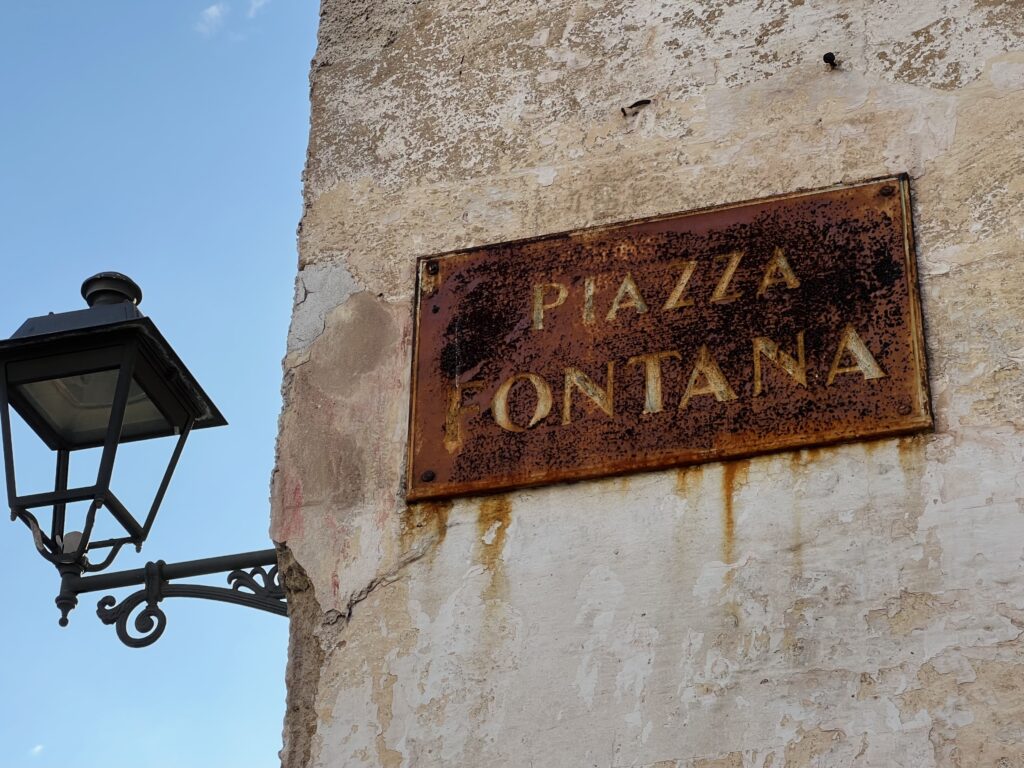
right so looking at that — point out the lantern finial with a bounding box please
[81,272,143,308]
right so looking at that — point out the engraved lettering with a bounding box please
[532,283,568,330]
[627,350,682,414]
[583,276,596,326]
[662,260,697,310]
[679,346,737,410]
[827,324,887,385]
[757,247,801,297]
[444,381,483,454]
[606,274,649,321]
[563,363,615,424]
[493,373,553,432]
[752,332,806,396]
[711,251,744,304]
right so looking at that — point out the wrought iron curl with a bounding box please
[96,560,168,648]
[92,557,285,648]
[97,593,168,648]
[228,565,284,601]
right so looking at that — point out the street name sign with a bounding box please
[406,176,931,501]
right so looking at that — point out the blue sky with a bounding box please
[0,3,318,766]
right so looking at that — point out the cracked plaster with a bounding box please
[272,1,1024,766]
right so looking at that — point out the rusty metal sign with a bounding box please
[406,175,931,501]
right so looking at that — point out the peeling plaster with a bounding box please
[287,259,362,352]
[274,1,1024,765]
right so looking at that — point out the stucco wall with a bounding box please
[272,2,1024,765]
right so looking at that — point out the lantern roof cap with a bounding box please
[0,275,226,440]
[10,272,146,340]
[81,272,142,308]
[10,302,144,340]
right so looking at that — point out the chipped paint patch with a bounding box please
[287,259,361,352]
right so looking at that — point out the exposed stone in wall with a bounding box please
[276,546,324,768]
[273,1,1024,765]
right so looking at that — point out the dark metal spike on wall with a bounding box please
[621,99,652,118]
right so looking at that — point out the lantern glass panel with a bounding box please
[14,368,171,448]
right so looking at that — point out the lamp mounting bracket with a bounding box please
[57,548,285,648]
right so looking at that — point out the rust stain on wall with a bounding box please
[402,500,454,549]
[674,467,692,498]
[783,450,807,574]
[791,499,804,576]
[721,459,749,628]
[721,459,749,565]
[477,496,512,602]
[798,446,827,465]
[895,435,927,533]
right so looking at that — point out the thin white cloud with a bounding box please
[30,745,44,758]
[196,3,229,36]
[247,0,271,18]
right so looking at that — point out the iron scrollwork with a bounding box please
[96,560,168,647]
[93,556,286,648]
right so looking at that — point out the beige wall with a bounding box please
[272,2,1024,765]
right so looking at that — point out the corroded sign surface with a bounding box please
[406,176,931,501]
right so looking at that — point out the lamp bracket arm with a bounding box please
[63,548,284,648]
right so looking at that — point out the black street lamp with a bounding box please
[0,273,285,647]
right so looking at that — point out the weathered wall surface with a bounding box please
[272,2,1024,765]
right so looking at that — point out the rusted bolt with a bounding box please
[880,185,896,197]
[426,262,439,275]
[898,403,912,415]
[421,470,436,482]
[823,52,838,69]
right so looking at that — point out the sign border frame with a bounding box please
[405,173,932,501]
